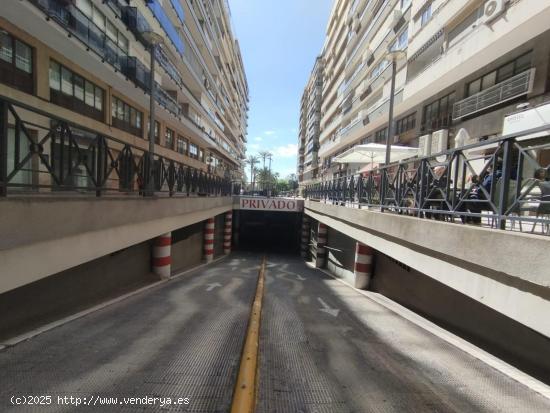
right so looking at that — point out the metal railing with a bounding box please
[453,69,535,120]
[305,126,550,236]
[0,97,232,198]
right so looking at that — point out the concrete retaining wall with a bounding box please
[372,253,550,382]
[326,227,355,286]
[305,200,550,339]
[171,223,203,274]
[0,241,155,340]
[0,197,232,294]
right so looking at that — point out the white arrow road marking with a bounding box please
[280,269,306,281]
[317,297,340,317]
[206,283,222,291]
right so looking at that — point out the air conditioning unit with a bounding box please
[483,0,506,24]
[431,129,449,162]
[418,134,432,157]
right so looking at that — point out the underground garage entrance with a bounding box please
[234,197,303,253]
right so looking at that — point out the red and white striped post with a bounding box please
[300,215,310,259]
[354,242,374,289]
[223,211,233,254]
[204,218,215,263]
[315,222,328,268]
[152,232,171,279]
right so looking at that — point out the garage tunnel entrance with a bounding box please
[233,197,303,254]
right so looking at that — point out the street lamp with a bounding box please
[383,48,407,166]
[142,31,164,196]
[382,48,406,206]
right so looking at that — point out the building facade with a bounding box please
[298,56,323,184]
[298,0,550,185]
[0,0,248,193]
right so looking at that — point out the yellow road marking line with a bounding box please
[230,256,266,413]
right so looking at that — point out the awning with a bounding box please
[333,143,418,165]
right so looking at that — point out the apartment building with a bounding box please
[300,0,550,184]
[297,56,323,184]
[0,0,248,192]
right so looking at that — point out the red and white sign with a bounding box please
[239,197,303,212]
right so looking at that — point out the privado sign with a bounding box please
[239,197,303,212]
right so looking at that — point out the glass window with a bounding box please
[481,71,496,90]
[420,3,432,26]
[74,75,84,100]
[468,78,481,96]
[106,20,117,43]
[61,66,72,95]
[76,0,92,17]
[136,111,142,128]
[497,62,514,83]
[118,34,129,53]
[92,6,105,30]
[0,31,13,63]
[124,103,130,123]
[85,80,94,106]
[401,0,412,10]
[111,99,117,118]
[94,87,103,110]
[116,98,123,120]
[130,108,136,127]
[49,60,61,91]
[515,52,532,74]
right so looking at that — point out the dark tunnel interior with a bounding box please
[235,210,301,254]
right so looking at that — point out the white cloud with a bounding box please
[254,136,263,142]
[272,144,298,158]
[264,130,276,136]
[248,143,261,151]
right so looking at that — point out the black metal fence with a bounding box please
[0,97,233,197]
[305,127,550,235]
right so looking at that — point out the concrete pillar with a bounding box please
[315,222,328,268]
[152,232,171,279]
[223,211,233,254]
[354,242,374,289]
[300,215,310,259]
[204,218,215,263]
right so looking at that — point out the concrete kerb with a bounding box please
[308,262,550,401]
[0,255,229,350]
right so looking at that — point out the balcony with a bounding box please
[121,57,180,116]
[31,0,127,71]
[453,69,535,120]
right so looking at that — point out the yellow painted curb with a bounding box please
[230,256,266,413]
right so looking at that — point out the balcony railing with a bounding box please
[305,123,550,236]
[31,0,128,71]
[453,69,535,120]
[0,97,232,197]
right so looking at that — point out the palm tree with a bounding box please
[245,155,259,192]
[259,151,271,170]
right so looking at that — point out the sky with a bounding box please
[228,0,334,180]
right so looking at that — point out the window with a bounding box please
[189,143,199,159]
[0,31,33,93]
[112,96,143,137]
[401,0,412,10]
[165,127,174,149]
[466,51,533,97]
[395,112,416,135]
[176,136,188,155]
[49,60,104,120]
[15,40,32,73]
[420,3,432,27]
[421,92,455,132]
[374,128,388,143]
[390,26,408,52]
[49,60,61,91]
[199,148,205,162]
[369,59,389,80]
